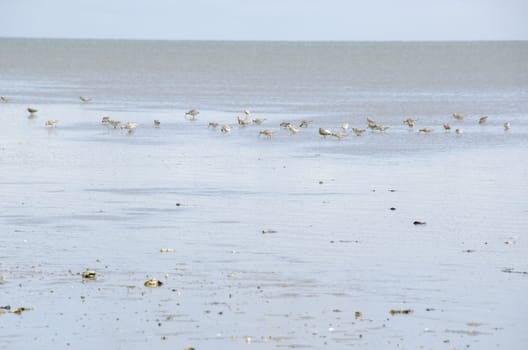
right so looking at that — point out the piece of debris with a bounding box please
[502,268,528,275]
[160,248,175,253]
[144,278,163,288]
[82,270,97,280]
[390,309,413,315]
[11,307,32,315]
[261,229,277,234]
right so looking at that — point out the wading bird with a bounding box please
[452,113,465,121]
[352,128,365,136]
[221,124,231,133]
[319,128,332,138]
[259,129,276,138]
[45,119,58,127]
[185,109,200,120]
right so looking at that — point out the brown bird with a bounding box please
[479,116,488,125]
[27,107,38,114]
[185,109,199,120]
[299,120,312,128]
[154,120,161,127]
[403,118,416,128]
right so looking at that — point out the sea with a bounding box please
[0,38,527,350]
[1,39,527,116]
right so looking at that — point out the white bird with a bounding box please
[443,123,451,131]
[331,131,348,139]
[419,127,433,133]
[154,120,160,127]
[1,96,9,103]
[208,122,219,129]
[244,110,251,116]
[504,122,510,131]
[45,119,58,127]
[341,122,349,130]
[286,124,299,134]
[221,124,231,133]
[252,118,266,125]
[456,128,463,135]
[108,119,121,128]
[101,116,111,124]
[259,129,276,138]
[280,121,292,128]
[452,113,465,121]
[121,122,138,133]
[319,128,332,138]
[80,96,92,103]
[373,124,389,132]
[352,128,365,136]
[237,116,250,126]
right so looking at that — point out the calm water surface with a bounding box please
[0,39,527,350]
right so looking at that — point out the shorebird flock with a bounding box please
[0,96,513,138]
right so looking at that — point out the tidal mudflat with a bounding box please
[1,102,527,349]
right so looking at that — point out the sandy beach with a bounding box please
[1,99,527,349]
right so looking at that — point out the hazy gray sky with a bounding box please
[1,0,527,40]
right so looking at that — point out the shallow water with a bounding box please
[1,39,528,349]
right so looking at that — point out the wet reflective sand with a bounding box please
[1,104,527,349]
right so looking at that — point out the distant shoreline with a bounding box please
[1,36,527,44]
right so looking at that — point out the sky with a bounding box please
[0,0,527,41]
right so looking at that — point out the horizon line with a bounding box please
[1,35,527,43]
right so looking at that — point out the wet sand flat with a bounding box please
[1,103,527,349]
